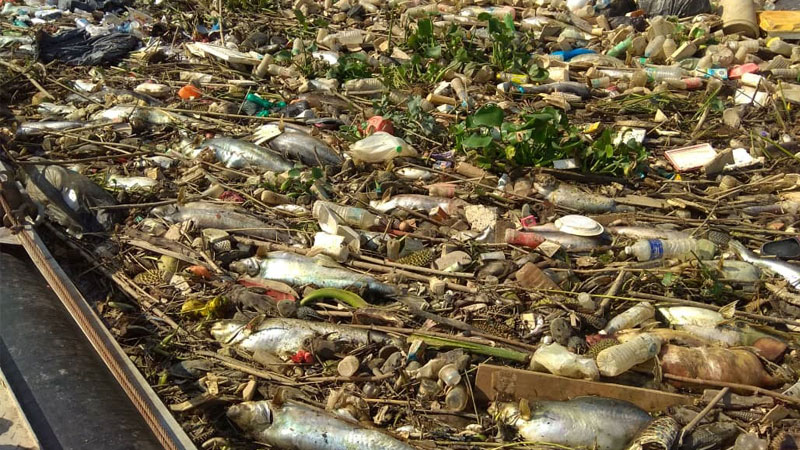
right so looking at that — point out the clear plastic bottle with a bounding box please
[531,343,600,380]
[602,302,655,335]
[459,5,515,18]
[596,333,661,377]
[405,3,439,17]
[644,35,666,59]
[662,38,677,59]
[313,201,381,230]
[728,39,760,53]
[645,66,684,82]
[349,132,417,163]
[625,238,716,261]
[343,77,384,93]
[321,29,365,47]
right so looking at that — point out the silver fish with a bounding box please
[230,251,398,296]
[534,174,626,214]
[228,400,415,450]
[22,164,119,234]
[92,106,200,126]
[211,317,402,357]
[491,397,652,450]
[261,124,344,167]
[608,226,691,241]
[730,240,800,289]
[199,138,293,172]
[395,167,437,181]
[371,194,467,215]
[16,121,87,137]
[150,202,293,242]
[658,306,724,327]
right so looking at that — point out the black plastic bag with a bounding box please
[38,29,140,66]
[638,0,712,17]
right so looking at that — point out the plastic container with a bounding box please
[645,66,684,82]
[603,302,655,335]
[349,132,417,163]
[444,384,469,411]
[596,333,661,377]
[721,0,759,38]
[625,238,716,261]
[531,343,600,380]
[504,229,546,249]
[729,63,759,79]
[313,201,381,230]
[438,364,461,386]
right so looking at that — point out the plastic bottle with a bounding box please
[531,343,600,380]
[630,69,648,88]
[662,38,677,60]
[602,302,655,335]
[590,77,611,88]
[313,201,381,230]
[625,238,716,261]
[343,77,384,93]
[607,36,633,58]
[771,68,800,79]
[321,30,365,47]
[596,333,661,377]
[645,66,684,82]
[349,132,417,163]
[644,35,666,59]
[727,39,760,53]
[405,3,439,17]
[504,229,545,249]
[767,37,793,57]
[734,434,768,450]
[459,5,515,19]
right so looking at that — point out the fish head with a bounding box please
[533,173,557,195]
[227,401,273,432]
[210,321,246,345]
[150,204,178,220]
[230,257,261,276]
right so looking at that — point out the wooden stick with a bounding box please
[664,374,800,406]
[678,387,729,446]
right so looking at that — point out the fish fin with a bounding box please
[718,301,737,320]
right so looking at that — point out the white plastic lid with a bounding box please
[554,215,604,236]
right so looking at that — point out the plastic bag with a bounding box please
[638,0,712,18]
[39,29,140,66]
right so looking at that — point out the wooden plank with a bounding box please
[475,364,692,412]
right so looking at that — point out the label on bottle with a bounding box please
[648,239,663,259]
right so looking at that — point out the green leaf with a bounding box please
[661,272,675,287]
[477,12,492,21]
[468,104,504,128]
[425,45,442,59]
[311,167,323,179]
[504,144,516,160]
[417,18,433,39]
[288,168,301,178]
[504,13,515,32]
[463,133,493,148]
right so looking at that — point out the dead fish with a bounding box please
[15,121,87,137]
[658,306,725,327]
[230,251,398,297]
[150,202,293,242]
[371,194,468,215]
[22,164,119,234]
[395,167,437,181]
[491,397,652,450]
[194,137,293,172]
[608,226,691,241]
[211,317,402,357]
[92,106,201,126]
[626,416,680,450]
[227,400,415,450]
[257,123,344,167]
[660,345,782,389]
[534,174,629,214]
[105,175,158,192]
[730,240,800,289]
